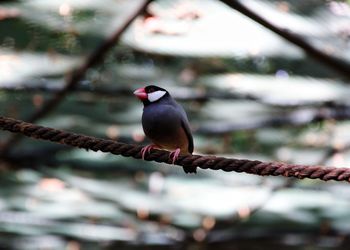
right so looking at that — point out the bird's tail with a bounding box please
[183,166,197,174]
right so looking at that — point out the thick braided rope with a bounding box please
[1,116,350,182]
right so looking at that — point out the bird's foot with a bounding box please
[141,144,157,160]
[169,148,181,164]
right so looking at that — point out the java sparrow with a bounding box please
[134,85,196,173]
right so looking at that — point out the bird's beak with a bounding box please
[133,87,147,100]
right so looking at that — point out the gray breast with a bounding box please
[142,104,182,142]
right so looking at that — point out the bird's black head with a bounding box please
[134,85,170,105]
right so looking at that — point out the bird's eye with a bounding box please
[147,87,155,93]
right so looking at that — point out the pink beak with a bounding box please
[133,87,147,100]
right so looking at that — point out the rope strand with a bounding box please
[1,116,350,182]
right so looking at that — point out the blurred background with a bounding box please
[0,0,350,249]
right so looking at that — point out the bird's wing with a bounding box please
[180,117,197,173]
[174,102,194,154]
[181,119,194,154]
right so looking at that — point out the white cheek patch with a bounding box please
[148,90,166,102]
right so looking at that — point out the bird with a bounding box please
[133,85,196,173]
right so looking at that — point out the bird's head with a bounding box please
[133,85,169,104]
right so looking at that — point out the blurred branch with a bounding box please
[318,143,350,166]
[27,0,152,122]
[0,211,136,242]
[0,81,257,103]
[197,105,350,134]
[2,145,70,169]
[0,81,339,107]
[0,0,153,153]
[226,178,295,226]
[1,116,350,182]
[219,0,350,79]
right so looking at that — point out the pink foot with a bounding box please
[169,148,181,164]
[141,144,156,160]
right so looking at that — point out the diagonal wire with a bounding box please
[0,0,153,154]
[219,0,350,79]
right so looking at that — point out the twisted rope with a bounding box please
[1,116,350,182]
